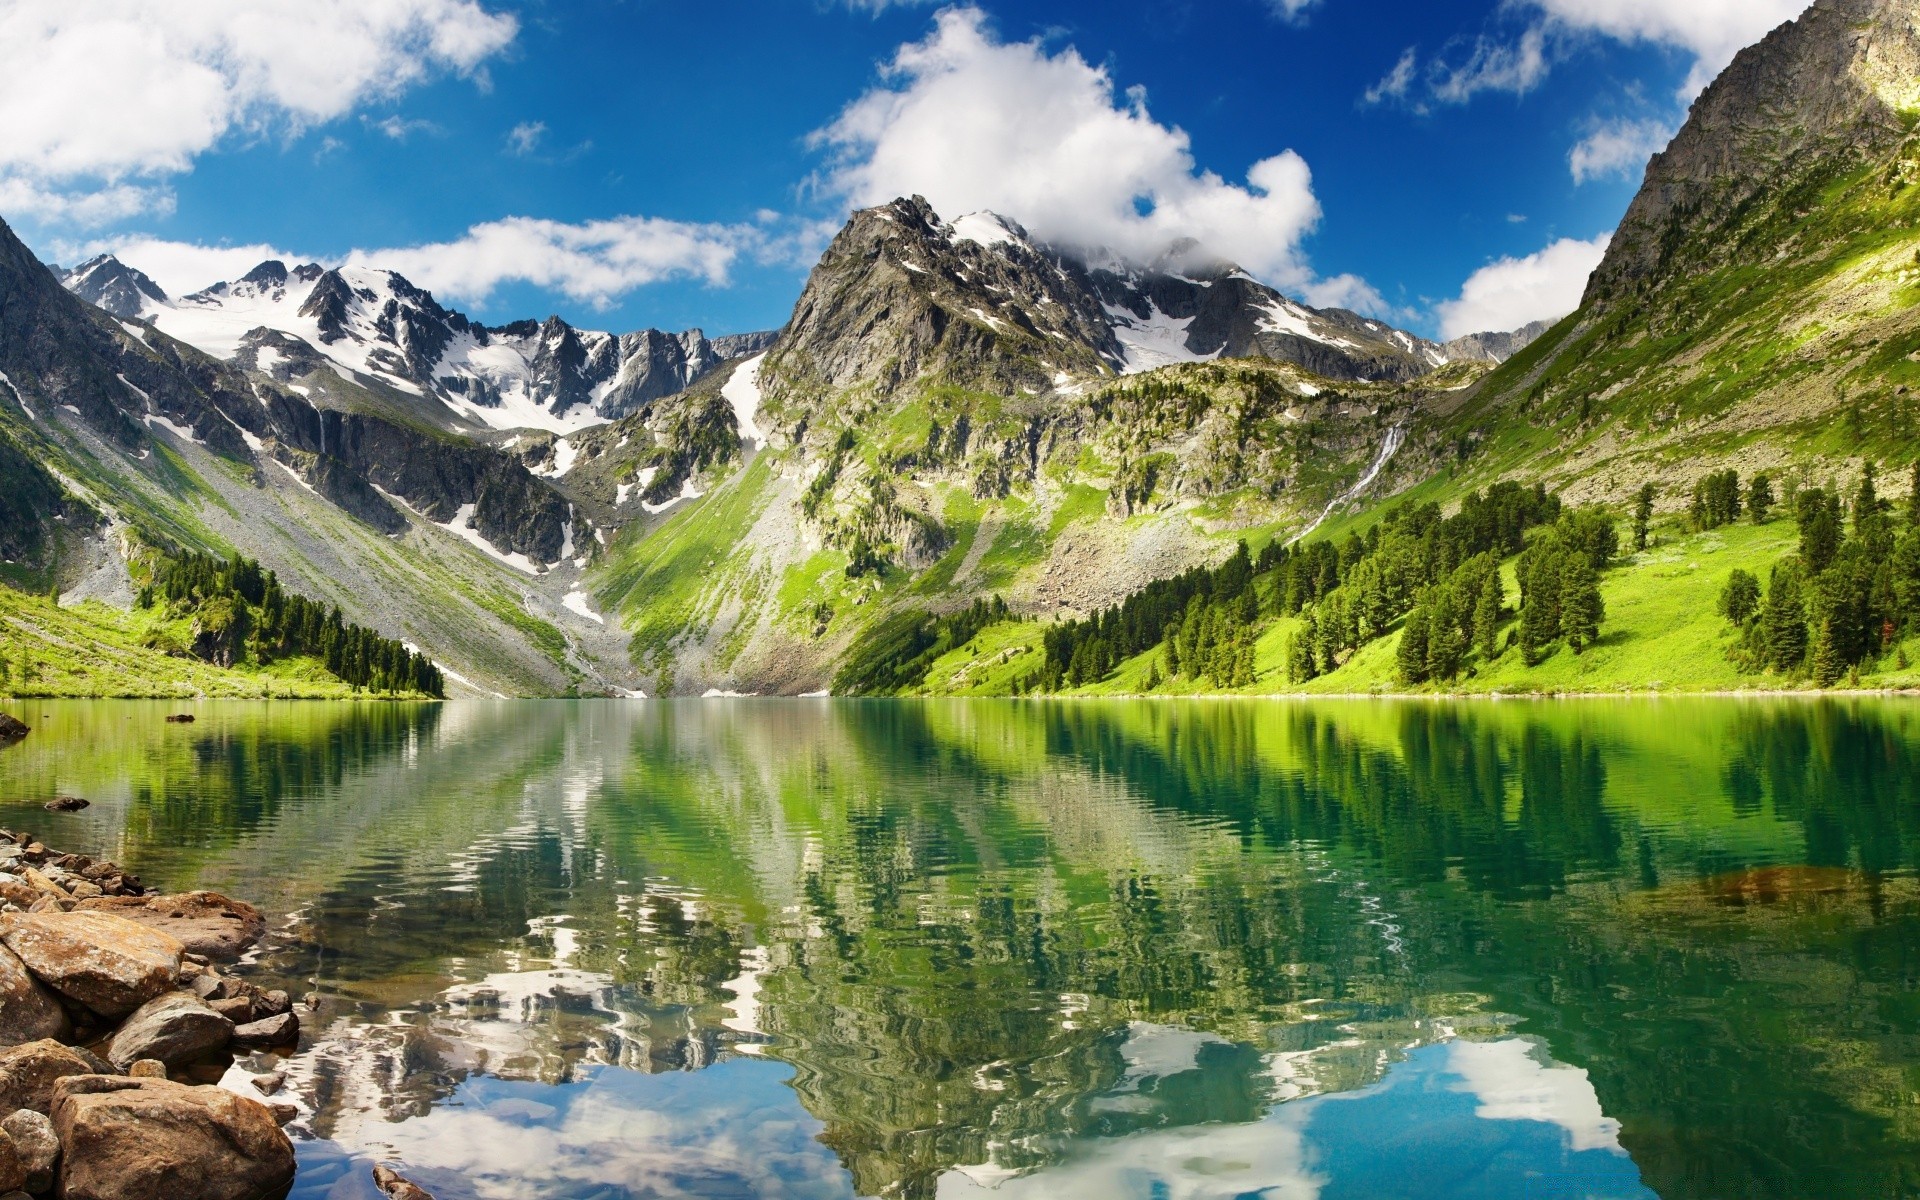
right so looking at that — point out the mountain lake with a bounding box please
[0,697,1914,1200]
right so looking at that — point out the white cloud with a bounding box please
[506,121,547,156]
[1265,0,1321,24]
[365,115,444,142]
[1529,0,1806,96]
[345,215,760,308]
[814,6,1344,296]
[843,0,937,12]
[58,235,308,297]
[71,208,828,311]
[1430,25,1553,104]
[1362,48,1418,107]
[1435,232,1611,339]
[0,0,517,224]
[1568,117,1673,184]
[1372,0,1804,111]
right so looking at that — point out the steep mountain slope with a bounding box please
[1446,0,1920,510]
[587,197,1493,694]
[4,217,638,696]
[61,256,777,435]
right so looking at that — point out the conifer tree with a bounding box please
[1473,571,1502,659]
[1397,603,1431,685]
[1632,484,1656,551]
[1719,569,1761,626]
[1812,618,1843,687]
[1560,558,1604,653]
[1761,563,1809,674]
[1748,474,1774,524]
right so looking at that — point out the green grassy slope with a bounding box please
[0,588,371,699]
[920,515,1920,697]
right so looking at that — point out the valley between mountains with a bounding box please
[7,0,1920,700]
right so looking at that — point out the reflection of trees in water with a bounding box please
[34,699,1920,1199]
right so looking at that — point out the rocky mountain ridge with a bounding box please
[62,254,778,436]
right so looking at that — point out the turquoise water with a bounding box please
[0,697,1916,1199]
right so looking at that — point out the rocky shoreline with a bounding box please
[0,827,431,1200]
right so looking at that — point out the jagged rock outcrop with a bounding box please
[60,256,167,319]
[1440,320,1554,364]
[1585,0,1920,310]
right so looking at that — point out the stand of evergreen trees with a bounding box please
[141,552,444,697]
[832,596,1013,695]
[1724,461,1920,685]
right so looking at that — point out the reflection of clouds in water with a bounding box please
[1444,1038,1624,1153]
[342,1062,855,1200]
[937,1115,1323,1200]
[937,1038,1638,1200]
[1114,1022,1230,1090]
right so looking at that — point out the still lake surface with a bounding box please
[0,697,1915,1199]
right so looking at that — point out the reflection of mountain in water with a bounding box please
[6,699,1920,1198]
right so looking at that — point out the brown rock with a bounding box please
[51,1075,295,1200]
[0,716,26,745]
[255,990,291,1018]
[0,886,30,913]
[39,797,86,813]
[73,893,265,962]
[230,1013,296,1049]
[17,871,64,900]
[107,993,233,1070]
[66,880,101,900]
[127,1060,166,1080]
[0,946,67,1047]
[266,1103,297,1126]
[374,1164,436,1200]
[209,997,252,1024]
[2,1108,58,1193]
[250,1072,282,1095]
[163,714,196,724]
[0,912,181,1018]
[0,1041,101,1116]
[0,1129,23,1195]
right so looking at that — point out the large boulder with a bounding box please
[75,893,265,961]
[0,1041,102,1116]
[0,912,181,1018]
[51,1075,295,1200]
[107,993,233,1071]
[0,946,67,1047]
[0,715,26,745]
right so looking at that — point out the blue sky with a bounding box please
[2,0,1805,340]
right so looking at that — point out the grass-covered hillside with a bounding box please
[0,549,443,700]
[864,459,1920,697]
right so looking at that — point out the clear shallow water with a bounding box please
[0,697,1916,1199]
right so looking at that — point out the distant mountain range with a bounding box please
[4,73,1592,698]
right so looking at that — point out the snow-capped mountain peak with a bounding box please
[63,256,776,436]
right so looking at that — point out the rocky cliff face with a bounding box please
[1586,0,1920,310]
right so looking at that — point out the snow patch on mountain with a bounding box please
[1107,303,1220,374]
[723,353,767,446]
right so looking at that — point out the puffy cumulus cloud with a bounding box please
[1568,117,1673,184]
[0,0,517,223]
[1435,233,1611,340]
[814,7,1344,296]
